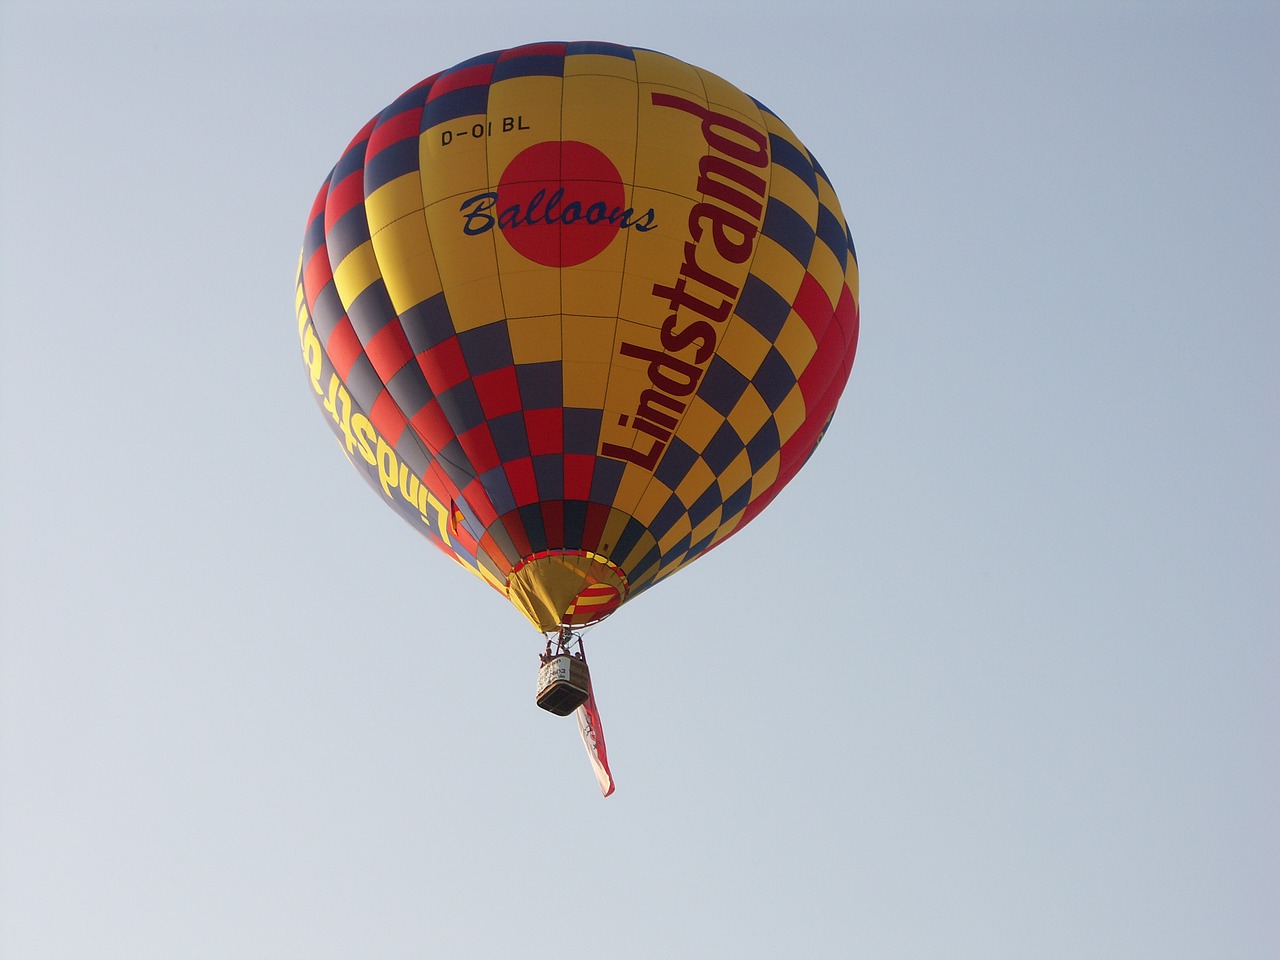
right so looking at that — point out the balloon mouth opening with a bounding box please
[506,550,629,630]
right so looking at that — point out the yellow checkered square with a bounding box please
[507,314,562,364]
[564,53,638,81]
[716,318,774,379]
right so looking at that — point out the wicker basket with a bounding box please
[536,655,591,715]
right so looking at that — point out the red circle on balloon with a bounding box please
[496,141,626,267]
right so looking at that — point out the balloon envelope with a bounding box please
[296,41,859,632]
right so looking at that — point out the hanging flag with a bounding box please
[575,682,615,797]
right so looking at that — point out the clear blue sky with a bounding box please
[1,2,1276,958]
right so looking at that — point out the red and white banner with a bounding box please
[575,682,615,797]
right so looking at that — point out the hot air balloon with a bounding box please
[295,42,859,790]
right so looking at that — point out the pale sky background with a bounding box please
[1,2,1276,958]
